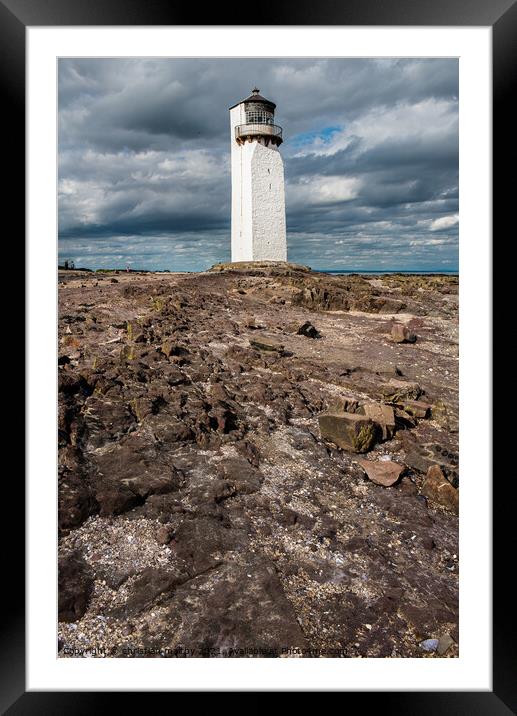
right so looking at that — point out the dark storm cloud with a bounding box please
[58,58,458,271]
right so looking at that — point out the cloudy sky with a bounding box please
[58,58,458,272]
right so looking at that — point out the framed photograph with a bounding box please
[7,0,510,706]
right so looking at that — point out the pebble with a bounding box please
[419,638,439,652]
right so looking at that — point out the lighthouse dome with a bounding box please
[228,87,276,111]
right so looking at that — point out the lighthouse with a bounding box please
[229,88,287,262]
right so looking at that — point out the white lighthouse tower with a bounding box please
[229,88,287,262]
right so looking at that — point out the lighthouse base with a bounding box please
[231,140,287,263]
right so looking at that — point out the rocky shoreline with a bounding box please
[58,263,459,658]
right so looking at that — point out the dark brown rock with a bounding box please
[297,321,321,339]
[161,557,307,654]
[58,455,97,531]
[110,567,188,618]
[217,457,263,494]
[172,516,243,573]
[58,551,94,622]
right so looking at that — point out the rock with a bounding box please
[58,268,459,656]
[357,459,405,487]
[235,440,261,467]
[58,550,94,622]
[419,638,439,652]
[391,323,417,343]
[402,603,456,639]
[431,400,459,433]
[110,567,188,618]
[160,340,189,359]
[119,344,136,362]
[437,633,454,655]
[161,556,307,654]
[217,457,263,494]
[164,365,189,386]
[297,321,320,339]
[361,403,396,440]
[397,476,419,496]
[372,297,406,314]
[131,397,154,422]
[397,399,431,419]
[317,515,340,540]
[402,449,435,474]
[319,412,377,453]
[58,468,97,532]
[249,337,284,353]
[147,415,194,443]
[394,406,417,428]
[328,397,361,414]
[244,317,263,329]
[156,525,175,545]
[381,379,422,402]
[172,516,242,573]
[95,482,143,516]
[422,465,459,514]
[92,436,185,507]
[208,382,231,402]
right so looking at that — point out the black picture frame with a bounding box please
[8,0,511,708]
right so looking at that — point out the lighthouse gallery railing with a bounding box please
[235,123,283,141]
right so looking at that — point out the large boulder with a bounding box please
[319,412,377,453]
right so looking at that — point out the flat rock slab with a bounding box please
[357,459,405,487]
[249,337,284,352]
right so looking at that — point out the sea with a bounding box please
[318,269,459,276]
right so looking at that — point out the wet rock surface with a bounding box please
[58,265,459,658]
